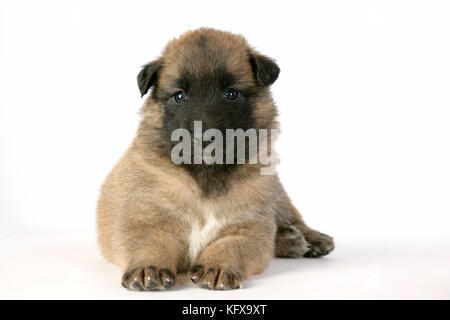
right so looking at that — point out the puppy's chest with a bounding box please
[187,207,229,264]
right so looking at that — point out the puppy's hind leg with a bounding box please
[275,202,335,258]
[275,225,310,258]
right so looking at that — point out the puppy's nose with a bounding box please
[192,135,215,146]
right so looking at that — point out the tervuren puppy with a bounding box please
[97,28,334,291]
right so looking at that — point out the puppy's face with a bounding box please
[138,28,280,160]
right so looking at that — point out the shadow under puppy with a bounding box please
[97,28,335,291]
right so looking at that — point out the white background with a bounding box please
[1,0,449,299]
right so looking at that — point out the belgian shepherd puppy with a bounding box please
[97,28,334,291]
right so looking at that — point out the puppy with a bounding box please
[97,28,334,291]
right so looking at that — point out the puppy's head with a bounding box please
[138,28,279,160]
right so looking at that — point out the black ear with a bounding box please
[249,53,280,86]
[137,59,163,97]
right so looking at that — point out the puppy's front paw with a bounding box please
[121,266,176,291]
[189,264,242,290]
[304,232,335,258]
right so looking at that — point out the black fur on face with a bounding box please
[158,65,263,196]
[167,68,261,190]
[160,67,258,154]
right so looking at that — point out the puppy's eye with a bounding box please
[173,91,186,103]
[224,88,239,101]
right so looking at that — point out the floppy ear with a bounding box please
[137,58,163,97]
[249,53,280,86]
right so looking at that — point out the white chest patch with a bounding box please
[188,210,225,264]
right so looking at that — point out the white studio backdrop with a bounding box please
[1,0,450,248]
